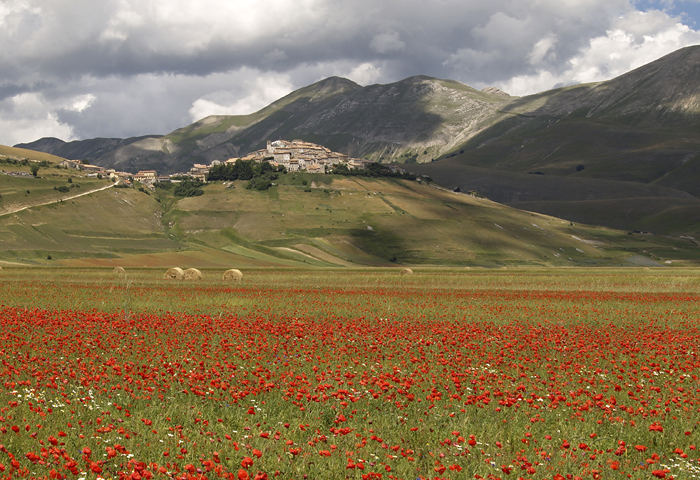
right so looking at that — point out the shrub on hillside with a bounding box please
[246,173,277,191]
[173,178,204,197]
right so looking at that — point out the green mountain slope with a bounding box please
[0,144,70,165]
[415,45,700,235]
[1,170,697,267]
[1,145,116,215]
[427,46,699,185]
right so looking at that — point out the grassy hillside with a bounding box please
[173,176,699,266]
[0,184,177,264]
[416,46,700,234]
[411,162,700,237]
[0,144,69,164]
[0,150,112,216]
[3,172,696,267]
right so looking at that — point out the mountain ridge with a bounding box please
[17,74,513,172]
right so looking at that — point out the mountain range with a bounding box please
[17,46,700,236]
[18,76,512,172]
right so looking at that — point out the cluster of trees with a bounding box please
[53,180,80,193]
[173,178,204,197]
[329,162,416,180]
[156,177,204,197]
[207,160,285,191]
[207,160,285,181]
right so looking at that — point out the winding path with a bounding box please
[0,183,115,218]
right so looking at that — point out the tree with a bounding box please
[236,160,255,180]
[30,164,40,177]
[246,173,276,191]
[173,178,204,197]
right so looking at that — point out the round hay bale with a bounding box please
[113,266,126,275]
[164,267,184,280]
[400,267,413,275]
[222,268,243,281]
[183,267,203,280]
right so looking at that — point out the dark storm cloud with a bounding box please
[2,1,626,84]
[0,81,55,101]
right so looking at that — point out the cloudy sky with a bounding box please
[1,0,699,146]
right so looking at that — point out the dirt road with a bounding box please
[0,183,115,217]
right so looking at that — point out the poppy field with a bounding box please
[0,268,697,480]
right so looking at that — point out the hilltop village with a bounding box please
[42,140,369,187]
[187,139,369,182]
[240,139,368,173]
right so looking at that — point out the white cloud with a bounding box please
[472,12,533,49]
[528,35,558,65]
[346,62,383,85]
[0,93,74,145]
[67,94,96,113]
[100,3,144,43]
[188,71,294,120]
[497,9,700,95]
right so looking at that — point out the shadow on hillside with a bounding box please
[348,227,411,264]
[411,76,700,235]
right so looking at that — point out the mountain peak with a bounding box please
[481,86,510,97]
[308,76,361,92]
[399,75,439,83]
[15,137,66,149]
[280,76,361,103]
[315,76,359,86]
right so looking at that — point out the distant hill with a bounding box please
[0,144,70,164]
[15,135,164,171]
[1,171,697,267]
